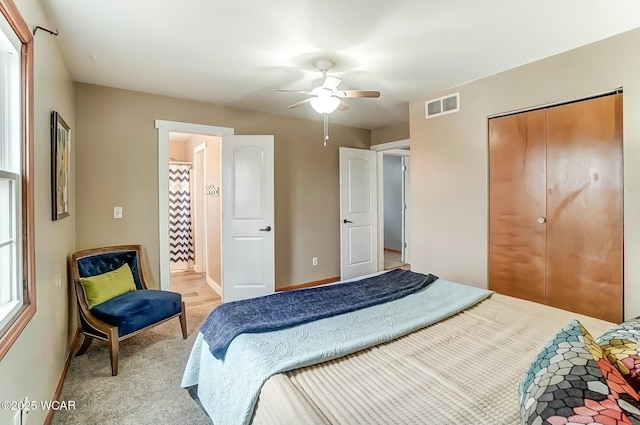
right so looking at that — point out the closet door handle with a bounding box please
[343,219,353,224]
[537,217,546,224]
[259,226,272,232]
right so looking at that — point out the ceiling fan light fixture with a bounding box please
[273,58,380,145]
[309,95,340,114]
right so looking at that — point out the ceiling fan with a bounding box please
[273,59,381,145]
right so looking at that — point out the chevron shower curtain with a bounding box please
[169,164,195,271]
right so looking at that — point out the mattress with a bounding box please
[249,293,614,425]
[183,276,491,425]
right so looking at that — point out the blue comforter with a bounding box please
[182,278,493,425]
[201,269,438,358]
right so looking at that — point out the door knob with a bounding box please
[537,217,546,224]
[343,219,353,224]
[259,225,272,232]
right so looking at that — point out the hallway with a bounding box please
[171,270,221,310]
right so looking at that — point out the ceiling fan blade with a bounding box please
[287,98,311,109]
[338,100,350,111]
[338,90,381,98]
[322,76,342,90]
[273,88,313,95]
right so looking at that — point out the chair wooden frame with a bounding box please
[69,244,187,376]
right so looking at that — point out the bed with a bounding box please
[181,270,617,425]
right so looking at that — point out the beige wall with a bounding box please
[371,121,409,145]
[0,0,75,424]
[409,27,640,319]
[205,137,222,287]
[75,84,370,289]
[184,135,202,163]
[168,139,188,161]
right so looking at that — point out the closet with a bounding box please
[488,93,623,323]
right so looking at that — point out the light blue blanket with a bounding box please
[201,269,438,359]
[181,279,492,425]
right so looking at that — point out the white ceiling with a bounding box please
[40,0,640,130]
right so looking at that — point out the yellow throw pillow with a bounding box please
[79,263,137,309]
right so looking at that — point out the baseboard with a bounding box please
[384,248,402,253]
[278,276,341,292]
[206,276,222,296]
[44,327,82,425]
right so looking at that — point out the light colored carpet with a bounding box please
[52,305,215,425]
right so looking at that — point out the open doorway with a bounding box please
[381,150,410,270]
[168,132,221,310]
[371,140,411,272]
[382,153,407,269]
[338,140,411,280]
[158,120,276,304]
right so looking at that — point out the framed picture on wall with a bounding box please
[51,111,70,220]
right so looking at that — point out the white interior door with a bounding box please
[340,147,378,280]
[221,135,275,302]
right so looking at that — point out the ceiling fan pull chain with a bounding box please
[323,113,329,146]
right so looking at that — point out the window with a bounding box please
[0,0,35,361]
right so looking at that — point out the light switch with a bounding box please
[114,207,123,219]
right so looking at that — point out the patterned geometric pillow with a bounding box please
[597,317,640,392]
[519,320,640,425]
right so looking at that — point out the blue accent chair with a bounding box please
[69,244,187,376]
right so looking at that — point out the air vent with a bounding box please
[425,92,460,119]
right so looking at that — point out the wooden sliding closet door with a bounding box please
[488,110,547,303]
[545,94,623,323]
